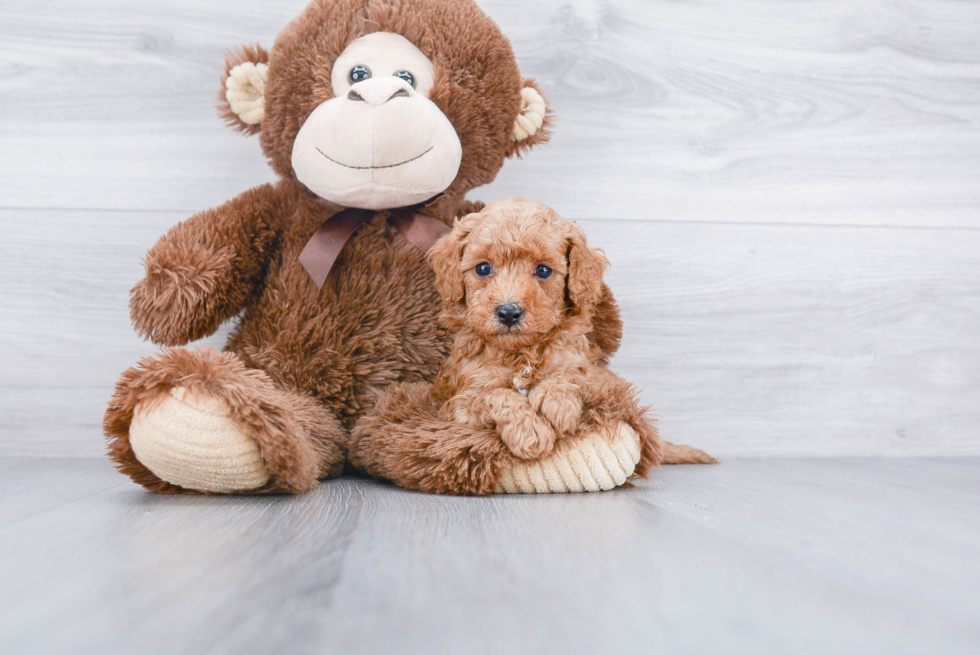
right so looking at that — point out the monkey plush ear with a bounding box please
[218,44,270,136]
[566,222,608,312]
[507,79,554,158]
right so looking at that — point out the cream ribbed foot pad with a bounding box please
[495,422,641,493]
[129,387,270,493]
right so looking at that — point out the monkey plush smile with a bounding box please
[315,145,433,170]
[291,32,463,210]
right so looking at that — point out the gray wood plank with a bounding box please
[0,457,977,654]
[0,458,127,526]
[598,219,980,457]
[3,209,978,457]
[1,0,979,226]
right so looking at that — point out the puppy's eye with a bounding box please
[535,264,553,280]
[394,71,415,87]
[475,262,493,277]
[350,66,371,83]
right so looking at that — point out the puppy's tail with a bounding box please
[660,441,718,465]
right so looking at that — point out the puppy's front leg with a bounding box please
[475,388,556,460]
[528,376,584,437]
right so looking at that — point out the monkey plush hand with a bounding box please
[104,0,631,495]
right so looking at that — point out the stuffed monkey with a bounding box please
[104,0,708,495]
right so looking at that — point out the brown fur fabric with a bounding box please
[349,382,515,495]
[105,0,627,494]
[350,199,662,493]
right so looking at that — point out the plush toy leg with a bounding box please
[351,378,665,495]
[495,421,641,493]
[495,372,664,494]
[493,369,665,493]
[104,347,345,494]
[129,385,271,492]
[349,382,515,495]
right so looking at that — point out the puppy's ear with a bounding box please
[566,222,608,312]
[218,44,270,136]
[428,213,480,305]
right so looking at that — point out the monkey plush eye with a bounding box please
[535,264,553,280]
[349,66,371,83]
[475,262,493,277]
[394,71,415,87]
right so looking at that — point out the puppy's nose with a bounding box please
[495,303,523,327]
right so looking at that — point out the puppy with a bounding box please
[428,197,627,460]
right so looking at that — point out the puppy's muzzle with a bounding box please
[495,303,523,328]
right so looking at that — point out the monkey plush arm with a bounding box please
[130,182,293,346]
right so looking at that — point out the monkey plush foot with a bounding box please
[353,381,665,495]
[130,387,270,493]
[105,347,345,494]
[495,421,641,493]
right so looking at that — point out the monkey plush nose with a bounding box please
[347,77,414,107]
[495,303,523,327]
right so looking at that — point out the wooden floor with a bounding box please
[0,457,977,655]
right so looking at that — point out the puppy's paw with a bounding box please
[499,415,556,460]
[529,383,583,437]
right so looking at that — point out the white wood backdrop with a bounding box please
[1,0,978,457]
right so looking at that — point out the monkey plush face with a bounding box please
[218,0,553,212]
[291,32,463,210]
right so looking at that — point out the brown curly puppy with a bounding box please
[429,197,656,461]
[350,199,714,495]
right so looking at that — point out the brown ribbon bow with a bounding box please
[299,207,452,289]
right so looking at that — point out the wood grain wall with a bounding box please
[1,0,978,457]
